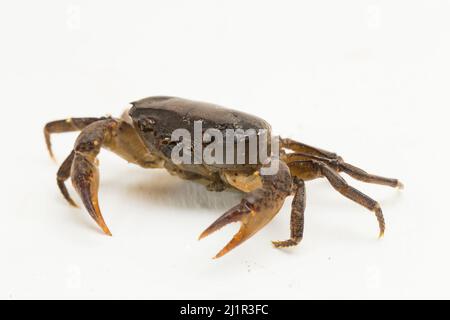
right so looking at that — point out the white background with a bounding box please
[1,0,449,299]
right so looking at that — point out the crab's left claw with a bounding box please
[199,161,293,259]
[199,199,284,259]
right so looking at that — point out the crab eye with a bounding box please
[138,118,155,132]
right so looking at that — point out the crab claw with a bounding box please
[199,200,256,259]
[200,161,293,259]
[200,199,283,259]
[71,152,112,236]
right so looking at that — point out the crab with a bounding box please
[44,96,402,258]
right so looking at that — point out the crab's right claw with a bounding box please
[71,152,112,236]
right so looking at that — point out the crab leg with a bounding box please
[199,160,293,259]
[272,177,306,248]
[338,162,403,189]
[289,160,386,237]
[283,152,403,189]
[281,136,403,189]
[44,117,103,160]
[57,150,78,207]
[281,137,338,159]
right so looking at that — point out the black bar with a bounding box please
[0,300,443,318]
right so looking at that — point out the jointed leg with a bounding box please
[288,160,385,237]
[273,177,306,248]
[283,151,403,189]
[57,150,77,207]
[44,117,104,159]
[338,162,403,189]
[281,137,338,159]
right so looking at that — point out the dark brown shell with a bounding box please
[129,96,272,173]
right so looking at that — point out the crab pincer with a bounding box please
[199,161,293,259]
[71,151,112,236]
[52,118,118,236]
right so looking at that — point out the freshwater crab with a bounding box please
[44,96,403,258]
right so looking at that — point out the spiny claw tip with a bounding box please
[103,228,113,237]
[64,195,78,208]
[93,212,112,236]
[198,231,208,241]
[69,201,79,208]
[212,249,227,260]
[199,227,214,240]
[397,181,404,190]
[198,207,244,241]
[98,221,112,236]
